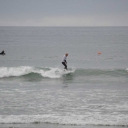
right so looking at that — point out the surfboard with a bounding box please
[63,69,68,71]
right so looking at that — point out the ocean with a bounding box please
[0,26,128,127]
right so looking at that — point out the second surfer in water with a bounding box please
[62,53,68,70]
[0,50,5,55]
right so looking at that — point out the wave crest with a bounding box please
[0,66,75,78]
[0,66,127,80]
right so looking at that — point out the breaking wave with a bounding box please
[0,66,75,79]
[0,66,128,79]
[0,115,128,126]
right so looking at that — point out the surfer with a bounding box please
[62,53,68,70]
[0,50,5,55]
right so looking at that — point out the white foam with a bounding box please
[35,68,63,78]
[0,66,75,79]
[0,114,128,126]
[0,66,33,78]
[34,68,75,78]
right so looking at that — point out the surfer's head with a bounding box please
[65,53,68,57]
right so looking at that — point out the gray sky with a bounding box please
[0,0,128,26]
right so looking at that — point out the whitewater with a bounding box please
[0,66,75,78]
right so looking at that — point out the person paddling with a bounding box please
[62,53,68,70]
[0,50,5,55]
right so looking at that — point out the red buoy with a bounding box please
[98,52,101,55]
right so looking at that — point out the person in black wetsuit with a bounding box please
[0,50,5,55]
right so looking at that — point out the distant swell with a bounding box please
[75,68,128,76]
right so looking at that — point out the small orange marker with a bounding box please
[98,52,101,55]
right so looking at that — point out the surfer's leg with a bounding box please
[62,62,67,69]
[65,64,67,69]
[65,65,67,69]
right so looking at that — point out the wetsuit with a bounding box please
[0,50,5,55]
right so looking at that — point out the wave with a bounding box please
[0,66,75,79]
[0,66,128,79]
[0,115,128,126]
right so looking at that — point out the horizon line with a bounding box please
[0,26,128,27]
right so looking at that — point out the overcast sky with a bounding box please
[0,0,128,26]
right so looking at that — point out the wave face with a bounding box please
[0,66,128,83]
[0,66,75,79]
[0,66,128,78]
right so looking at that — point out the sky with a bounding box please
[0,0,128,26]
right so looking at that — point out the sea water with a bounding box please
[0,27,128,126]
